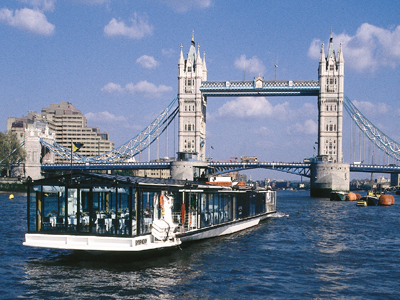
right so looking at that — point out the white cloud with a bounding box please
[299,102,317,117]
[86,111,127,123]
[308,23,400,71]
[308,38,321,60]
[125,81,172,98]
[104,12,153,39]
[21,0,55,11]
[287,119,317,135]
[136,55,159,69]
[216,97,289,119]
[162,48,175,57]
[102,80,172,98]
[353,100,389,115]
[101,82,123,93]
[159,0,211,13]
[75,0,109,4]
[234,55,266,76]
[254,126,273,136]
[0,7,55,35]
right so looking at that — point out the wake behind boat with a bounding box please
[23,172,277,253]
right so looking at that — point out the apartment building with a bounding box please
[7,102,114,163]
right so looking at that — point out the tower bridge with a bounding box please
[33,31,400,196]
[200,80,320,97]
[174,30,346,197]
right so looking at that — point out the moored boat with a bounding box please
[358,195,379,206]
[356,199,367,207]
[330,191,347,201]
[23,172,277,253]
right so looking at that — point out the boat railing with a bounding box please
[171,212,197,233]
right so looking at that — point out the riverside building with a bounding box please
[7,102,114,165]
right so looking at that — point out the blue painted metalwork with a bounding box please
[41,161,312,177]
[41,161,171,171]
[0,141,25,165]
[210,161,311,177]
[39,96,179,163]
[200,80,320,97]
[344,96,400,162]
[41,160,400,177]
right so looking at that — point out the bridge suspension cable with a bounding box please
[344,96,400,164]
[0,141,25,165]
[40,96,179,163]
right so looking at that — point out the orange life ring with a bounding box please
[160,194,164,208]
[160,194,165,216]
[181,203,185,225]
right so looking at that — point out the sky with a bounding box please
[1,0,400,180]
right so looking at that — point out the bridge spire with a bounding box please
[338,41,344,63]
[327,28,335,59]
[203,51,207,77]
[319,42,326,63]
[179,44,184,65]
[196,43,201,65]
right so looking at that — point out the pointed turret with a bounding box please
[202,51,207,81]
[320,41,326,63]
[338,41,344,63]
[187,32,196,70]
[327,28,335,59]
[179,43,184,65]
[196,43,202,65]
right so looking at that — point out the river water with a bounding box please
[1,190,399,299]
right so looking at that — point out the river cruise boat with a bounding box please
[23,172,277,253]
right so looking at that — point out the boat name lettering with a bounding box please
[135,239,147,246]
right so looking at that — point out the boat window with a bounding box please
[180,192,198,231]
[139,190,157,235]
[28,185,37,232]
[200,193,211,228]
[236,193,250,218]
[28,184,136,237]
[255,193,265,214]
[250,193,256,216]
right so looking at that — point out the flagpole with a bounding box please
[71,140,73,182]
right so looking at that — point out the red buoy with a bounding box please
[378,195,395,206]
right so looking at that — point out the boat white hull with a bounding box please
[23,233,181,252]
[178,216,261,243]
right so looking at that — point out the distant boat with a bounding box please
[330,191,347,201]
[368,190,381,198]
[358,196,379,206]
[356,199,367,207]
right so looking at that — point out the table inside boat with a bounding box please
[47,216,90,227]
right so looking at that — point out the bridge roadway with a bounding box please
[41,162,400,177]
[200,80,320,97]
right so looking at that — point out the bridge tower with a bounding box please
[318,30,344,163]
[311,31,349,197]
[177,33,207,161]
[171,33,209,180]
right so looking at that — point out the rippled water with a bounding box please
[1,190,400,299]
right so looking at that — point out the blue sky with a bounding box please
[1,0,400,180]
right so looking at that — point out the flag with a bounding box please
[73,142,84,152]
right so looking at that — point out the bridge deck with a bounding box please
[40,162,400,178]
[200,80,320,97]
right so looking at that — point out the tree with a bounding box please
[0,130,26,177]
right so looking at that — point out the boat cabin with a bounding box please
[24,172,276,251]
